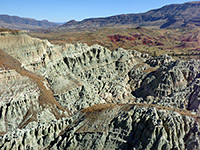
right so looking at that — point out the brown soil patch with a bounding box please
[143,67,158,73]
[0,28,20,34]
[81,103,200,124]
[82,103,117,113]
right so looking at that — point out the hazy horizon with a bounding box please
[0,0,198,22]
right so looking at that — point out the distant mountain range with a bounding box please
[0,15,58,30]
[58,1,200,30]
[0,1,200,30]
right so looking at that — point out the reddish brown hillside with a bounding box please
[30,27,200,60]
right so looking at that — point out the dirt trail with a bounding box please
[0,49,69,128]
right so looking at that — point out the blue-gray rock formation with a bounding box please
[0,31,199,150]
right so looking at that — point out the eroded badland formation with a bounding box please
[0,28,199,150]
[0,1,200,150]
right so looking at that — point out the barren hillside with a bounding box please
[0,29,200,149]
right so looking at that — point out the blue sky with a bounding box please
[0,0,197,22]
